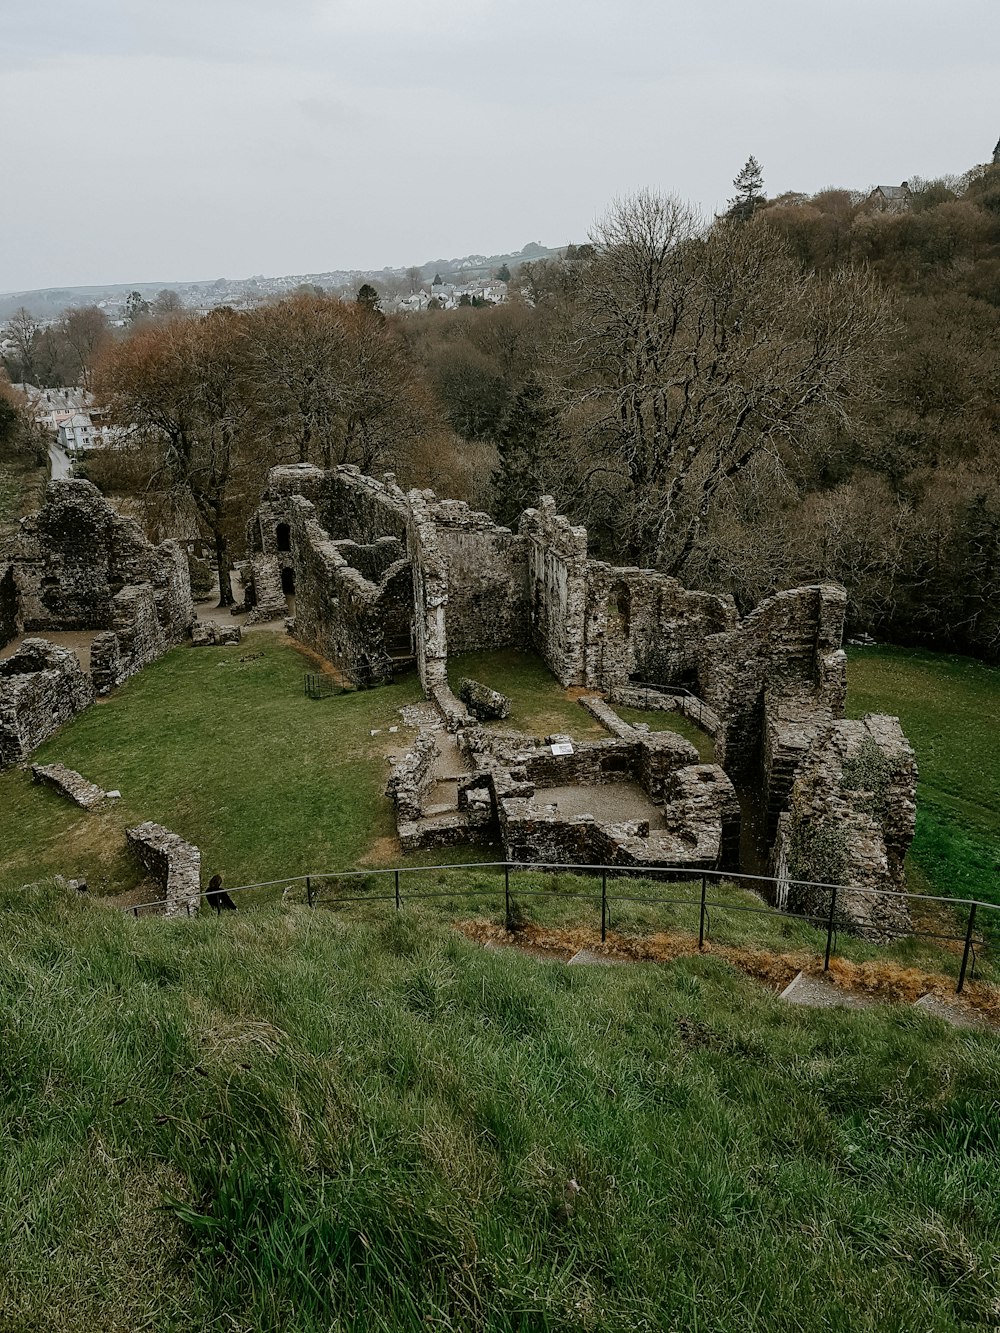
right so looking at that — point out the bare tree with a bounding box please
[556,190,892,571]
[5,307,42,384]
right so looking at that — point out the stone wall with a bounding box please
[772,714,917,939]
[90,584,165,694]
[697,584,848,777]
[126,821,202,918]
[386,731,439,823]
[0,639,95,769]
[425,499,528,655]
[12,480,192,642]
[31,762,106,809]
[584,564,737,691]
[290,496,411,684]
[520,498,589,686]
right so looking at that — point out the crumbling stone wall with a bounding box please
[290,495,410,683]
[90,585,164,694]
[697,584,848,777]
[520,498,589,686]
[386,731,439,823]
[584,564,737,691]
[772,714,917,938]
[0,639,95,768]
[12,480,192,643]
[31,762,106,809]
[126,821,202,918]
[6,480,193,693]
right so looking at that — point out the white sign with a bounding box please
[550,742,574,756]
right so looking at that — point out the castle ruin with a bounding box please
[245,464,917,935]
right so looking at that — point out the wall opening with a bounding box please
[276,523,291,553]
[280,566,295,595]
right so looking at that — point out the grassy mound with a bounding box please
[2,885,998,1331]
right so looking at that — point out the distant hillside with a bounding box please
[0,242,567,320]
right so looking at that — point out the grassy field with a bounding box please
[1,885,998,1333]
[846,646,1000,908]
[0,634,423,894]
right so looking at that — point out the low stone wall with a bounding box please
[125,821,202,917]
[608,685,722,737]
[386,731,439,823]
[31,762,106,809]
[191,622,242,646]
[0,639,95,769]
[578,695,636,738]
[430,682,474,731]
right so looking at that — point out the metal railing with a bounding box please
[126,860,998,995]
[626,681,709,730]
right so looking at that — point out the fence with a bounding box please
[127,860,997,994]
[626,681,709,730]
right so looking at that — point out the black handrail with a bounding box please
[121,858,998,995]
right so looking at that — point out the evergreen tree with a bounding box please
[491,377,560,524]
[728,156,765,221]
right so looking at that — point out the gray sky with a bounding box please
[3,0,997,292]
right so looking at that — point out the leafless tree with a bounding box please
[556,190,892,571]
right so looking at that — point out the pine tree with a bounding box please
[728,156,765,221]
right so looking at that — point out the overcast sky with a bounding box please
[3,0,997,292]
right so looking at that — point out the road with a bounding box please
[48,441,73,480]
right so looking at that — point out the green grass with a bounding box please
[448,647,713,754]
[846,646,1000,908]
[0,634,423,894]
[1,886,998,1332]
[0,456,46,535]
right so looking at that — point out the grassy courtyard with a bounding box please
[0,634,424,895]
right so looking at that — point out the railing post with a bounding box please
[394,869,401,912]
[957,902,977,994]
[698,873,707,949]
[306,875,314,908]
[601,871,607,943]
[824,884,837,971]
[504,864,512,931]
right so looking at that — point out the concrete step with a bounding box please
[912,993,988,1029]
[778,971,872,1009]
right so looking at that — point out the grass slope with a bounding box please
[2,886,998,1332]
[0,634,423,893]
[846,646,1000,906]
